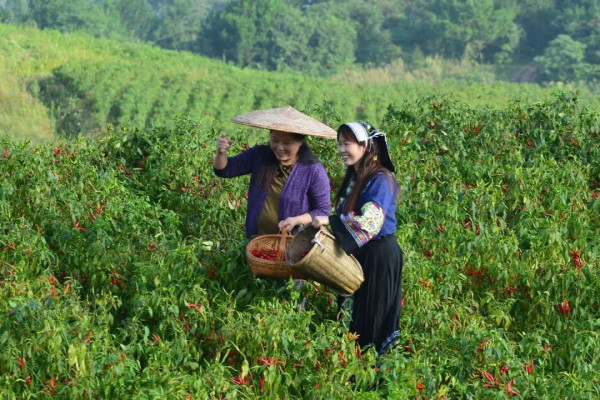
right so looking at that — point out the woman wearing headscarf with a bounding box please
[313,121,403,354]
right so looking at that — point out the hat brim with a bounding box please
[231,106,337,139]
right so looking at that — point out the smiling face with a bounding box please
[269,130,304,165]
[338,131,366,169]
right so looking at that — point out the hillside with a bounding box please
[0,23,584,142]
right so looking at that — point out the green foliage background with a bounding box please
[2,86,600,398]
[1,20,599,400]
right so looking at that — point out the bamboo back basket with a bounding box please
[286,226,364,296]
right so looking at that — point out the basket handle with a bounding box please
[276,227,290,261]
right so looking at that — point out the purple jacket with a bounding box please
[214,145,331,237]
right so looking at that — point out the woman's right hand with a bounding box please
[216,134,233,155]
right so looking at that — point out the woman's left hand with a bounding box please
[312,216,330,228]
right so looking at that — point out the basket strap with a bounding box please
[311,226,328,249]
[276,227,289,261]
[318,225,335,239]
[311,236,325,250]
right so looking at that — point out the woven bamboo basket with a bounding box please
[245,229,309,279]
[286,226,364,296]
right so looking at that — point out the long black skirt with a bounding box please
[349,234,403,353]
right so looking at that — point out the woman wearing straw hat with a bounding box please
[312,121,403,355]
[213,106,335,237]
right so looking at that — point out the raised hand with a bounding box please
[216,133,233,155]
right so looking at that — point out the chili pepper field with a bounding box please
[1,93,599,399]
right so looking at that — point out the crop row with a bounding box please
[0,92,598,398]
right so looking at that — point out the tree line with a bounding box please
[2,0,600,84]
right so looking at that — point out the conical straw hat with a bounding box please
[231,106,337,139]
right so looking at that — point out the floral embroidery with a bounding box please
[341,202,385,246]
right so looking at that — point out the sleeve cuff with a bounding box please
[213,166,227,177]
[330,215,360,255]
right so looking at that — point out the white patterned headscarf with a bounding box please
[340,122,396,172]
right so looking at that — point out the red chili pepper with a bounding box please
[557,299,570,316]
[338,351,347,367]
[482,370,495,384]
[73,220,86,231]
[354,346,362,358]
[570,250,584,270]
[251,248,282,261]
[230,373,252,385]
[522,359,534,374]
[257,357,285,367]
[506,380,519,396]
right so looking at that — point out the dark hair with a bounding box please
[256,133,320,189]
[334,124,398,214]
